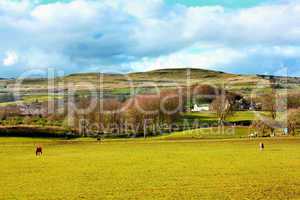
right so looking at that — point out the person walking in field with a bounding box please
[97,132,103,143]
[259,142,264,151]
[97,135,101,143]
[36,145,43,156]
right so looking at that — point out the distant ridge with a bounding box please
[42,67,300,85]
[2,67,300,96]
[141,68,225,74]
[66,68,229,77]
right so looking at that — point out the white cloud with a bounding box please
[129,44,300,76]
[0,0,300,77]
[3,51,18,66]
[130,46,245,71]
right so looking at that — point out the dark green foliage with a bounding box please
[0,126,73,138]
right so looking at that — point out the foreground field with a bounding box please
[1,137,300,199]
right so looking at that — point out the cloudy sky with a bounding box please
[0,0,299,77]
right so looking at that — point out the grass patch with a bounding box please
[0,95,63,107]
[159,126,251,140]
[181,111,269,125]
[1,137,300,199]
[110,87,131,95]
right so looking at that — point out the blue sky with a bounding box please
[0,0,299,77]
[168,0,267,8]
[37,0,267,8]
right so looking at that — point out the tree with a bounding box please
[251,120,273,137]
[125,95,161,136]
[160,90,184,124]
[101,99,123,135]
[0,108,7,120]
[287,93,300,109]
[190,84,219,103]
[260,94,278,120]
[287,109,300,136]
[259,92,287,136]
[124,91,184,136]
[210,95,233,125]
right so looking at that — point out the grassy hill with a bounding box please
[62,68,266,90]
[1,68,265,90]
[1,68,299,103]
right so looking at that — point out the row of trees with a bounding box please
[250,77,300,136]
[0,84,246,136]
[70,90,185,136]
[1,82,300,137]
[70,84,244,135]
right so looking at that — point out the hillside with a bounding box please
[1,68,299,97]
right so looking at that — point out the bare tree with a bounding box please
[251,120,273,137]
[260,94,278,120]
[210,95,232,125]
[259,91,288,136]
[0,108,7,120]
[160,90,184,124]
[125,95,161,135]
[287,109,300,136]
[124,91,184,136]
[287,93,300,109]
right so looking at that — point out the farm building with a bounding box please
[191,104,210,112]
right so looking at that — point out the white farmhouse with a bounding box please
[191,104,210,112]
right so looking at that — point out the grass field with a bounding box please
[1,137,300,199]
[159,126,251,140]
[182,111,267,123]
[0,94,63,107]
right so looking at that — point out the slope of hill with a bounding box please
[25,68,260,89]
[3,68,299,96]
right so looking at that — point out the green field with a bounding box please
[1,137,300,199]
[182,111,267,123]
[0,94,63,107]
[159,126,251,140]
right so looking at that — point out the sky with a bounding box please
[0,0,299,77]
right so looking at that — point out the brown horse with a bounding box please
[36,145,43,156]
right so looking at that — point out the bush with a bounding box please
[0,126,74,138]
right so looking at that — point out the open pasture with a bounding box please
[1,137,300,199]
